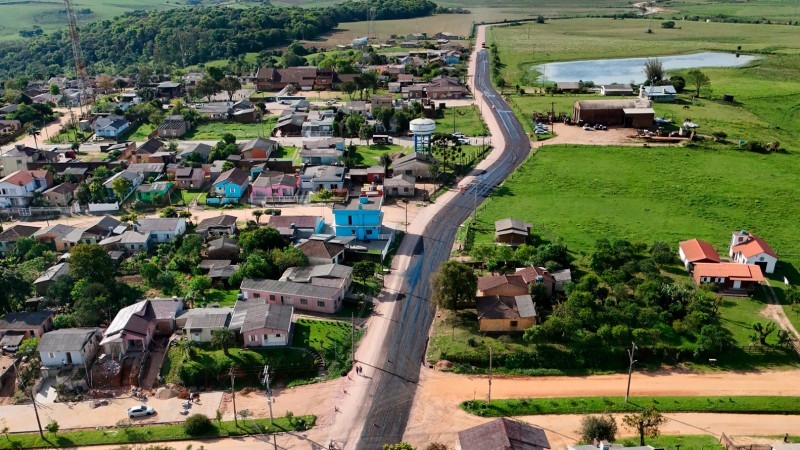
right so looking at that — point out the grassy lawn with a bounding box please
[0,415,315,450]
[488,19,800,149]
[436,105,488,137]
[200,288,239,307]
[162,344,317,388]
[180,190,207,206]
[353,144,409,167]
[184,118,277,141]
[291,318,362,379]
[123,122,156,141]
[462,395,800,417]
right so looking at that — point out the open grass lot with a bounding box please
[0,415,315,450]
[291,318,361,380]
[123,123,156,142]
[436,105,488,137]
[180,190,207,206]
[162,344,317,388]
[488,19,800,148]
[185,118,277,141]
[462,395,800,417]
[353,144,409,167]
[201,288,239,307]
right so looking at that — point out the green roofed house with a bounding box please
[135,181,174,203]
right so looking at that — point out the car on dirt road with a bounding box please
[127,405,155,418]
[582,124,594,131]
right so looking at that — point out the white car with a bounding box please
[457,138,470,145]
[582,124,594,131]
[452,132,465,138]
[326,100,337,105]
[127,405,155,418]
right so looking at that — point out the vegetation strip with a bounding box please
[461,396,800,417]
[0,415,315,450]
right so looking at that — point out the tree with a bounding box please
[271,246,309,274]
[281,50,305,68]
[643,58,664,84]
[686,69,710,97]
[219,76,242,102]
[111,176,132,201]
[195,76,220,102]
[353,261,376,284]
[70,244,114,283]
[649,241,674,265]
[383,444,416,450]
[380,153,392,169]
[184,414,214,436]
[359,122,374,144]
[580,414,618,443]
[661,20,676,28]
[17,337,40,357]
[45,420,59,435]
[160,206,178,218]
[52,313,75,329]
[424,444,448,450]
[623,406,665,446]
[253,209,264,224]
[240,227,284,254]
[751,321,776,346]
[26,125,41,150]
[786,286,800,307]
[49,84,60,95]
[430,261,477,312]
[211,328,236,356]
[188,276,212,301]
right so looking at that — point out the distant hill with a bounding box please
[0,0,437,79]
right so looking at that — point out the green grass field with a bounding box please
[436,105,488,137]
[0,414,315,450]
[462,395,800,417]
[122,118,276,142]
[291,318,361,380]
[353,144,409,166]
[488,19,800,148]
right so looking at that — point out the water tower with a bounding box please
[409,118,436,155]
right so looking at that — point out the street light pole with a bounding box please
[625,341,637,402]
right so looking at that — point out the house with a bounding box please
[600,84,634,96]
[241,278,345,314]
[135,181,173,203]
[272,112,306,137]
[103,170,143,200]
[300,165,345,192]
[208,168,250,204]
[250,171,298,204]
[100,230,153,254]
[178,143,213,163]
[392,153,438,179]
[131,139,167,163]
[729,231,778,274]
[32,93,63,105]
[572,99,654,128]
[515,266,556,297]
[155,81,184,99]
[371,94,395,110]
[196,215,238,238]
[349,166,385,185]
[300,138,345,165]
[183,309,232,342]
[37,328,101,367]
[33,262,71,295]
[0,311,54,339]
[0,145,39,177]
[174,167,205,190]
[692,262,764,292]
[333,196,383,240]
[477,274,528,297]
[241,302,294,347]
[59,166,88,181]
[280,263,353,294]
[254,67,323,91]
[426,75,468,100]
[297,237,346,265]
[267,215,324,239]
[199,260,232,273]
[384,174,415,197]
[209,263,239,286]
[0,224,40,256]
[207,237,240,261]
[0,169,53,207]
[639,85,677,102]
[157,115,189,138]
[126,162,165,179]
[92,115,130,139]
[239,138,278,161]
[100,300,157,359]
[495,218,532,246]
[457,418,550,450]
[134,218,186,243]
[555,81,581,93]
[148,297,185,336]
[301,110,335,138]
[42,182,77,206]
[33,224,77,252]
[407,33,426,41]
[679,238,721,270]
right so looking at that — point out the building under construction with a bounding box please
[572,99,654,128]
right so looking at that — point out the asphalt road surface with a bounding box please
[348,48,532,449]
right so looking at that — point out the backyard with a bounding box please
[123,118,277,142]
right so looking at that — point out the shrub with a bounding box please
[580,414,617,442]
[184,413,214,436]
[45,420,59,435]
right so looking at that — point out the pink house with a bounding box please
[249,171,299,204]
[100,300,157,360]
[240,278,345,314]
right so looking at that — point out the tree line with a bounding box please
[0,0,437,80]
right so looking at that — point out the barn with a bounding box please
[572,99,654,128]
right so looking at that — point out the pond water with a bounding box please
[535,52,758,85]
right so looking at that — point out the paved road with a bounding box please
[330,29,532,449]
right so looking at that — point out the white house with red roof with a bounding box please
[678,238,721,270]
[692,262,764,292]
[729,230,778,274]
[0,169,53,207]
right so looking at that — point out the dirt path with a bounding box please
[760,281,800,353]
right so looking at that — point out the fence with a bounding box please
[720,433,773,450]
[0,205,73,217]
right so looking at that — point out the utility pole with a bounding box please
[351,313,355,366]
[486,346,493,405]
[625,342,637,402]
[261,365,278,450]
[229,367,238,425]
[27,389,44,438]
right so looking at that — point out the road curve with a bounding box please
[334,25,533,449]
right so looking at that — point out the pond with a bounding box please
[534,52,758,85]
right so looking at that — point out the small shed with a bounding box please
[494,218,532,246]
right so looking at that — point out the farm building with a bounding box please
[572,99,654,128]
[692,262,764,293]
[600,84,634,96]
[679,238,721,270]
[729,230,778,274]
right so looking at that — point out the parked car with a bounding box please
[457,138,470,145]
[594,124,607,130]
[452,132,465,138]
[127,405,155,418]
[326,100,337,105]
[2,344,18,353]
[582,124,594,131]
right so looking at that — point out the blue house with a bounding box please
[207,168,250,205]
[300,138,345,165]
[332,196,383,240]
[92,115,130,139]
